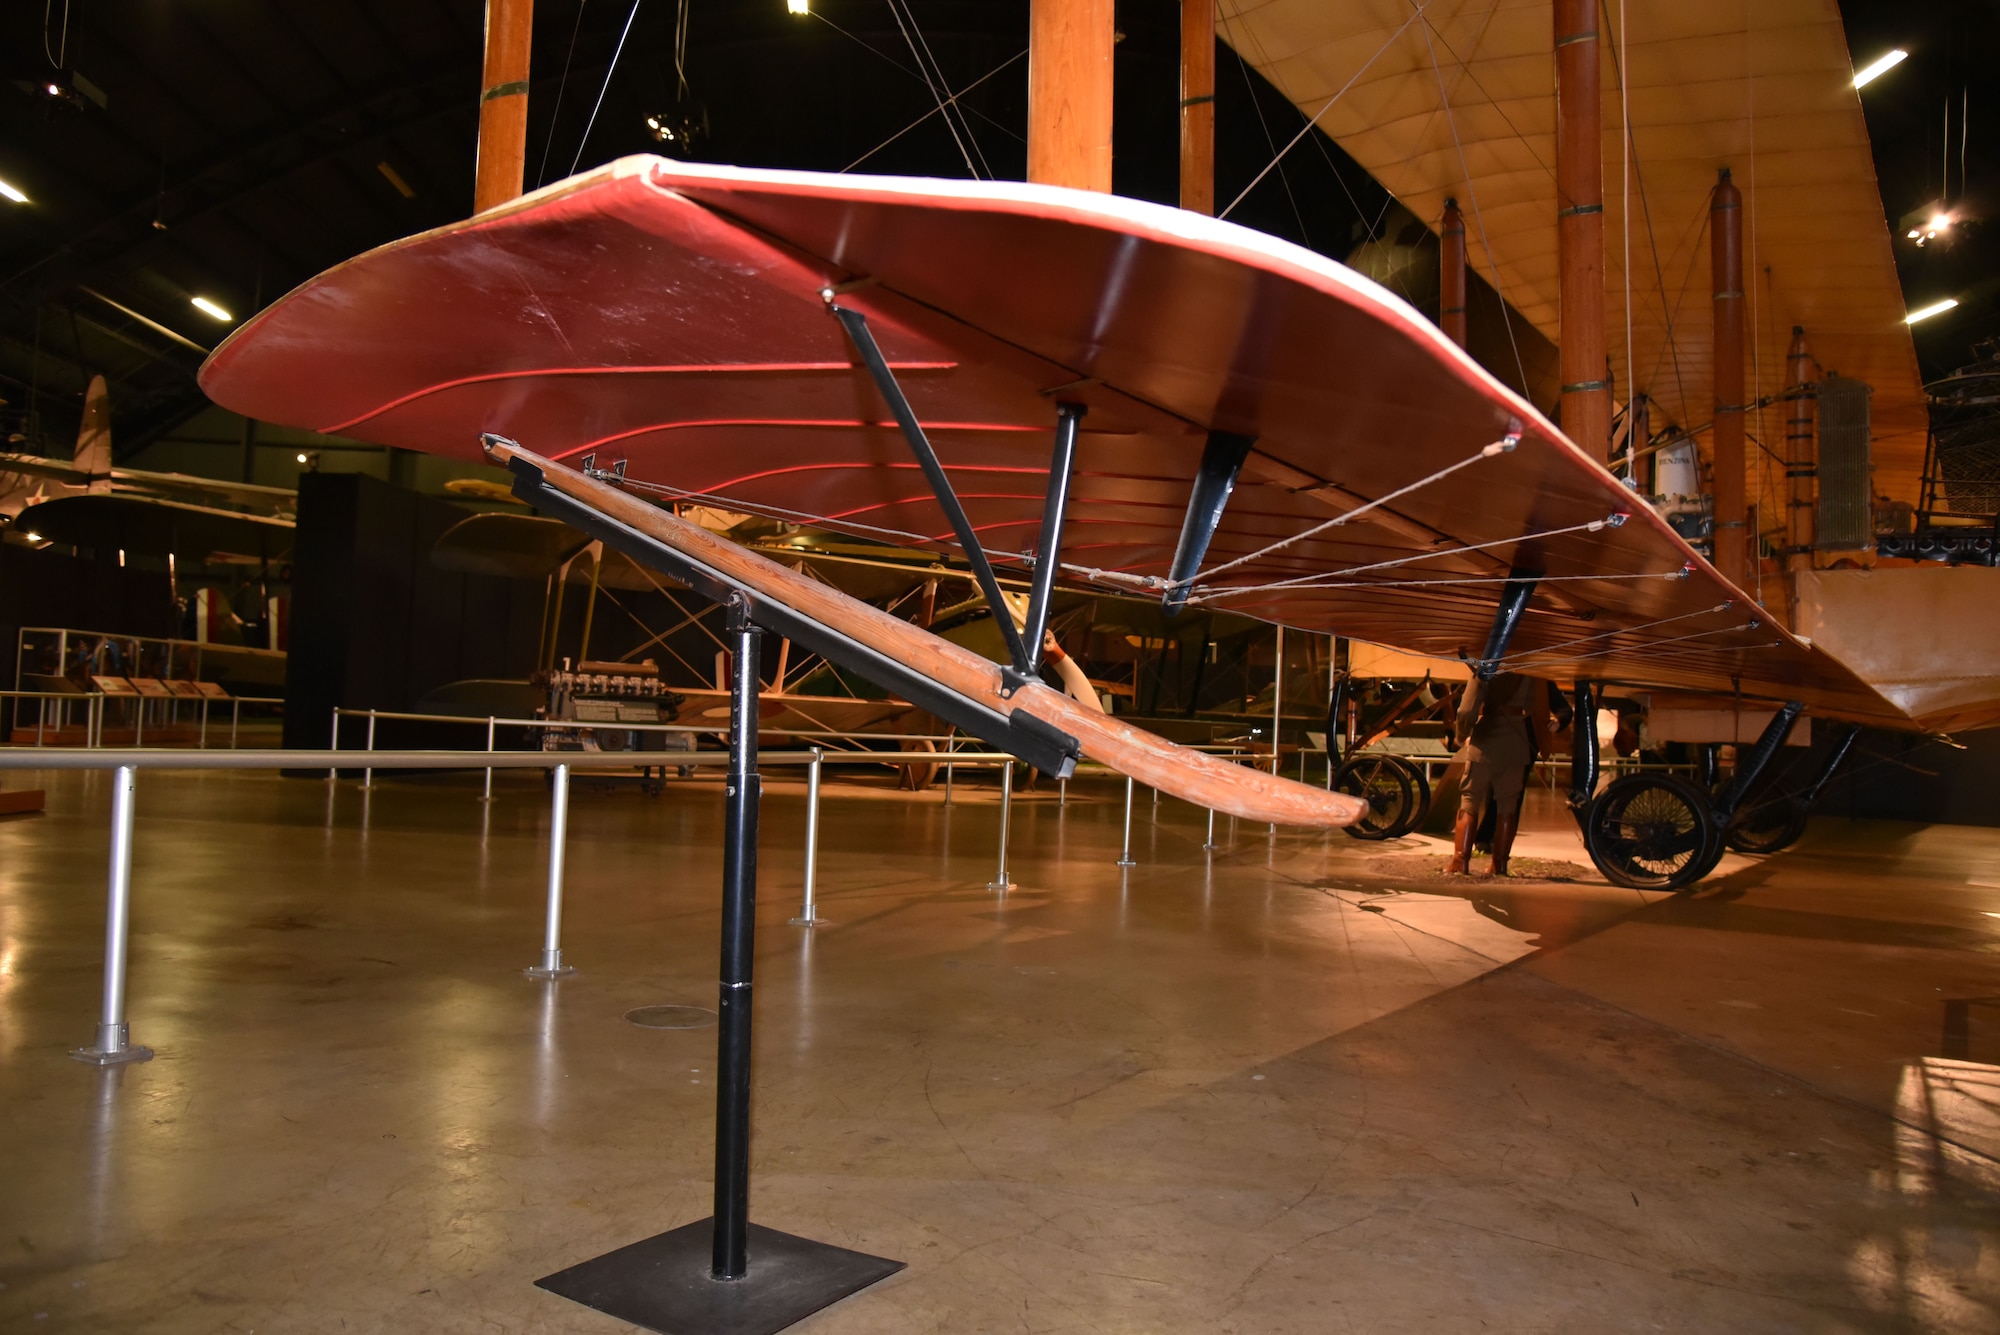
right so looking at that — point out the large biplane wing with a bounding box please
[200,156,1937,732]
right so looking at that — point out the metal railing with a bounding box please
[2,689,283,749]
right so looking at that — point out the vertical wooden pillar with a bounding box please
[1710,168,1747,585]
[1784,325,1817,560]
[1440,198,1468,347]
[1029,0,1115,192]
[1554,0,1609,461]
[474,0,534,214]
[1180,0,1215,214]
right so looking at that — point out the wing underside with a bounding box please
[199,157,1926,730]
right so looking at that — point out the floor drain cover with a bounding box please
[624,1005,717,1029]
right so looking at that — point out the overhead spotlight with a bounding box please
[1905,298,1959,325]
[643,105,707,154]
[1908,228,1922,239]
[0,178,26,204]
[23,532,41,543]
[191,296,233,321]
[296,450,322,472]
[1853,49,1907,89]
[787,0,809,13]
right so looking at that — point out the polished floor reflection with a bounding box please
[2,766,1998,1331]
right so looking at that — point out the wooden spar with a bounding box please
[1028,0,1114,192]
[484,440,1367,828]
[1785,324,1816,559]
[1440,198,1467,347]
[1180,0,1215,214]
[473,0,534,214]
[1554,0,1609,462]
[1711,167,1747,587]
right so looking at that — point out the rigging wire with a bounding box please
[1190,432,1519,587]
[1225,41,1312,247]
[1217,4,1424,221]
[1411,5,1530,398]
[568,0,644,178]
[1190,513,1627,603]
[881,0,982,178]
[534,0,590,188]
[810,11,1022,143]
[841,50,1027,173]
[1494,603,1730,666]
[1508,622,1778,670]
[1618,0,1633,471]
[43,0,70,67]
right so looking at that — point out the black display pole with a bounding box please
[713,596,760,1279]
[536,595,903,1333]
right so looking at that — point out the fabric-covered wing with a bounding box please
[200,157,1913,728]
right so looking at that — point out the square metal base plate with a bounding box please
[536,1218,903,1335]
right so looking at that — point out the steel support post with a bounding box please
[792,747,824,926]
[229,698,240,749]
[363,710,378,788]
[71,765,153,1065]
[1203,806,1219,851]
[1117,774,1138,866]
[988,761,1015,890]
[713,600,762,1280]
[526,762,576,978]
[328,709,340,779]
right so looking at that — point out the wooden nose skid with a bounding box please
[485,437,1367,829]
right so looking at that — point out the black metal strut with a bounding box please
[1567,678,1599,820]
[1162,429,1256,616]
[1016,401,1084,689]
[829,304,1033,676]
[1473,567,1542,677]
[1800,723,1862,807]
[1713,700,1806,823]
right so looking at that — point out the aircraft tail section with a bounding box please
[74,375,112,491]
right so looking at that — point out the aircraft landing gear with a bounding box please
[1331,755,1416,840]
[1582,772,1721,890]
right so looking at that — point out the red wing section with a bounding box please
[201,157,1917,729]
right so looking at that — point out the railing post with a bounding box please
[987,759,1015,890]
[791,747,824,926]
[230,697,240,749]
[328,708,341,780]
[1203,806,1219,852]
[71,765,153,1066]
[943,738,954,805]
[483,715,497,803]
[363,709,378,789]
[199,697,209,749]
[526,762,577,978]
[1117,774,1138,866]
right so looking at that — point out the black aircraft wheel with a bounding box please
[1724,795,1809,855]
[1384,758,1433,838]
[1332,755,1414,841]
[1583,773,1720,891]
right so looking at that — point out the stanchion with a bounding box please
[943,738,954,805]
[987,760,1015,890]
[537,595,902,1332]
[363,710,378,789]
[230,697,241,749]
[791,747,824,926]
[1117,775,1138,867]
[525,762,576,979]
[71,765,153,1066]
[1202,807,1219,852]
[483,716,497,803]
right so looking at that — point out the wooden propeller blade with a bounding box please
[486,440,1366,829]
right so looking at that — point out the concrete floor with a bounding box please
[2,763,1999,1332]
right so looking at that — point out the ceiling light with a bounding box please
[191,296,233,321]
[0,178,26,204]
[1853,49,1907,88]
[1906,298,1959,325]
[23,532,40,542]
[1908,228,1922,239]
[296,452,309,464]
[787,0,809,13]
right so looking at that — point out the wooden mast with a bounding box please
[1440,198,1468,347]
[1554,0,1608,462]
[1710,168,1747,586]
[1028,0,1115,191]
[1180,0,1215,214]
[1784,325,1816,560]
[473,0,534,213]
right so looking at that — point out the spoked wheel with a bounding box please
[1583,773,1721,890]
[1332,755,1414,841]
[1386,758,1433,838]
[1724,795,1809,854]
